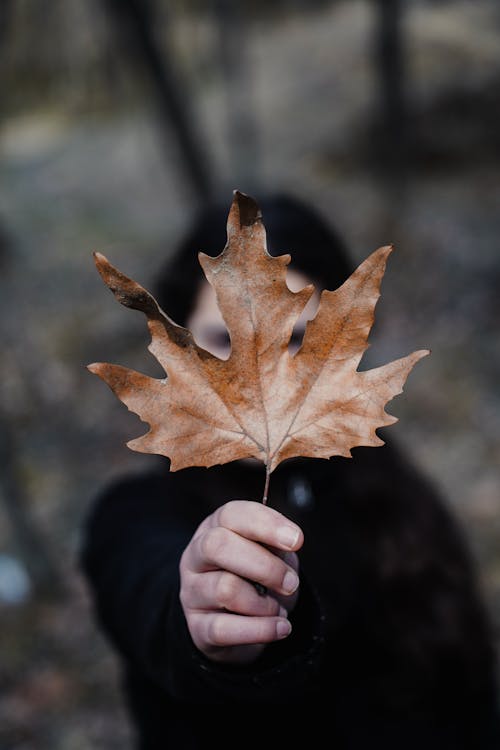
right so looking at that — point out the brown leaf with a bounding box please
[88,191,429,500]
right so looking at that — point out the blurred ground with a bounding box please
[1,1,499,747]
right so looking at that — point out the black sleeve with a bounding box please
[329,447,500,747]
[79,472,326,705]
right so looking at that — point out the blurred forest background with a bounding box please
[1,0,499,747]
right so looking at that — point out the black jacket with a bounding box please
[80,443,500,748]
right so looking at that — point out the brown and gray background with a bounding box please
[1,1,499,746]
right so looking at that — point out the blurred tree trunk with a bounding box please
[373,0,410,172]
[0,0,12,42]
[101,0,213,203]
[0,0,13,267]
[212,0,260,194]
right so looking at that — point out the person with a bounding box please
[80,193,500,748]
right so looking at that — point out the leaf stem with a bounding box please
[262,464,271,505]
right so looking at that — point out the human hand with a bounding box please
[179,500,304,664]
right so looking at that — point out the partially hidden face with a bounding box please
[187,269,321,360]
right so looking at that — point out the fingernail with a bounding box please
[276,619,291,639]
[279,605,287,618]
[282,569,299,594]
[277,525,299,549]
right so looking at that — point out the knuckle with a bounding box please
[217,500,245,528]
[179,545,191,573]
[179,576,192,607]
[207,614,227,647]
[180,594,191,617]
[179,581,188,610]
[179,573,194,610]
[199,526,230,563]
[216,501,233,528]
[216,572,239,609]
[216,503,233,529]
[217,500,253,528]
[186,613,205,649]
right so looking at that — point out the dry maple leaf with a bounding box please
[88,191,429,503]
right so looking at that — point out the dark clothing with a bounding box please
[80,444,500,748]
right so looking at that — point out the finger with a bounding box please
[258,551,300,613]
[193,527,300,596]
[182,570,285,617]
[246,549,298,599]
[264,548,299,572]
[190,612,292,651]
[211,500,304,552]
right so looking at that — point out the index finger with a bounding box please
[211,500,304,552]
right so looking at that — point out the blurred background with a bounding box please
[0,0,499,746]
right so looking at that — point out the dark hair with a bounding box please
[154,192,353,326]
